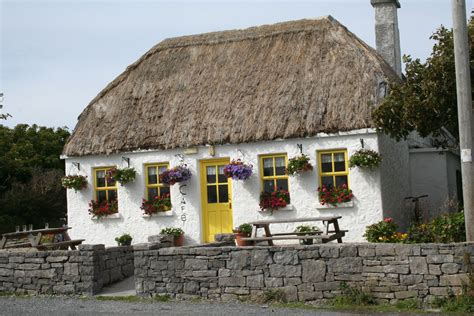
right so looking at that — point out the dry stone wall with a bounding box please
[134,242,474,303]
[0,244,133,295]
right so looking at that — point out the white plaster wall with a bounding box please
[378,134,411,229]
[65,130,384,246]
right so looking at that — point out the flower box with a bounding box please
[286,154,313,176]
[88,199,119,219]
[107,167,137,185]
[259,190,290,211]
[159,165,191,185]
[140,194,172,216]
[317,184,354,207]
[223,159,253,180]
[62,175,88,192]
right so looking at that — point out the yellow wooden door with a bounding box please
[200,159,233,242]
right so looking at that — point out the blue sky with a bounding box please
[1,0,473,130]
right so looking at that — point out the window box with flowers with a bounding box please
[88,199,119,219]
[62,175,88,192]
[159,165,192,185]
[107,167,137,185]
[286,154,313,176]
[317,184,354,208]
[349,149,382,169]
[259,189,292,212]
[223,159,253,180]
[141,194,173,217]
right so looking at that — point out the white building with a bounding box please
[62,1,460,246]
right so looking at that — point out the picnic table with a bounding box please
[0,226,84,250]
[242,216,347,246]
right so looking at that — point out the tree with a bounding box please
[0,124,70,233]
[372,17,474,146]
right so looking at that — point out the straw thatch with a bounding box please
[63,16,400,157]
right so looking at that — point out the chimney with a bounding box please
[371,0,402,77]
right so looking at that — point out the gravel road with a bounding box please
[0,296,436,316]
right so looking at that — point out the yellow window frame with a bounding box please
[93,166,118,201]
[145,163,170,200]
[318,149,349,188]
[259,153,289,192]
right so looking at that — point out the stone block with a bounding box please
[298,249,320,260]
[79,244,105,251]
[166,282,183,293]
[251,250,272,266]
[228,251,249,269]
[430,287,448,296]
[273,251,298,265]
[409,257,428,274]
[9,257,25,263]
[358,246,376,257]
[184,281,200,294]
[284,277,302,286]
[439,274,470,286]
[428,264,441,275]
[440,263,459,274]
[301,260,325,282]
[264,277,283,287]
[340,245,357,257]
[375,244,396,256]
[280,285,298,302]
[184,259,208,270]
[246,275,264,288]
[18,263,41,270]
[192,270,217,278]
[400,274,423,286]
[329,257,362,273]
[224,287,249,295]
[394,244,413,257]
[64,263,79,276]
[426,254,453,264]
[218,276,245,287]
[313,281,340,291]
[0,268,13,276]
[53,284,75,294]
[269,264,301,278]
[319,246,339,258]
[46,256,68,263]
[394,290,417,299]
[218,268,231,277]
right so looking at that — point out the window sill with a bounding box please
[142,210,174,218]
[315,201,354,209]
[260,204,294,212]
[91,213,122,220]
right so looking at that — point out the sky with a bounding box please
[1,0,473,130]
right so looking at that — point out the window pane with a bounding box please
[263,180,274,193]
[148,188,158,200]
[276,179,288,191]
[206,166,216,183]
[321,176,334,188]
[97,190,106,202]
[321,154,333,173]
[159,186,170,197]
[207,185,217,203]
[275,157,286,175]
[108,189,117,201]
[218,185,229,203]
[263,158,274,176]
[96,171,106,187]
[334,153,346,172]
[218,165,227,183]
[148,167,158,184]
[335,175,348,187]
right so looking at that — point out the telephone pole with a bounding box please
[452,0,473,241]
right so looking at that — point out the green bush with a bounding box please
[115,233,132,246]
[332,282,376,306]
[363,218,405,243]
[160,227,184,237]
[430,211,466,243]
[234,223,252,236]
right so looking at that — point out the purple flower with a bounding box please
[224,160,253,180]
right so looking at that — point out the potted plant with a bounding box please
[233,223,253,246]
[115,233,133,246]
[349,149,382,169]
[140,194,172,216]
[88,199,118,219]
[107,167,137,185]
[259,190,290,211]
[159,165,192,185]
[317,184,353,207]
[294,225,321,245]
[286,154,313,176]
[223,159,253,180]
[61,175,88,192]
[160,227,185,246]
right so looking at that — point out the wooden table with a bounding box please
[242,216,347,246]
[0,227,84,250]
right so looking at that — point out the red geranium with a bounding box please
[88,199,118,219]
[317,184,353,206]
[259,190,290,211]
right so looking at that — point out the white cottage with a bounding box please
[62,1,460,246]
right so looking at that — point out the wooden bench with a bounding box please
[37,239,85,250]
[242,217,347,246]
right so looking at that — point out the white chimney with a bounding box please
[371,0,402,77]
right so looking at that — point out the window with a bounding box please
[94,167,118,203]
[260,154,289,193]
[318,150,349,188]
[145,163,170,200]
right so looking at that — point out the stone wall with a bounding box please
[134,243,474,303]
[0,244,133,295]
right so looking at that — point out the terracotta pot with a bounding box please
[174,234,184,247]
[235,233,253,246]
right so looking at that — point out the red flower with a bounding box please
[384,218,393,223]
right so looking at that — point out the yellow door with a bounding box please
[200,159,233,242]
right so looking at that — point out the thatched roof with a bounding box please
[63,16,400,157]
